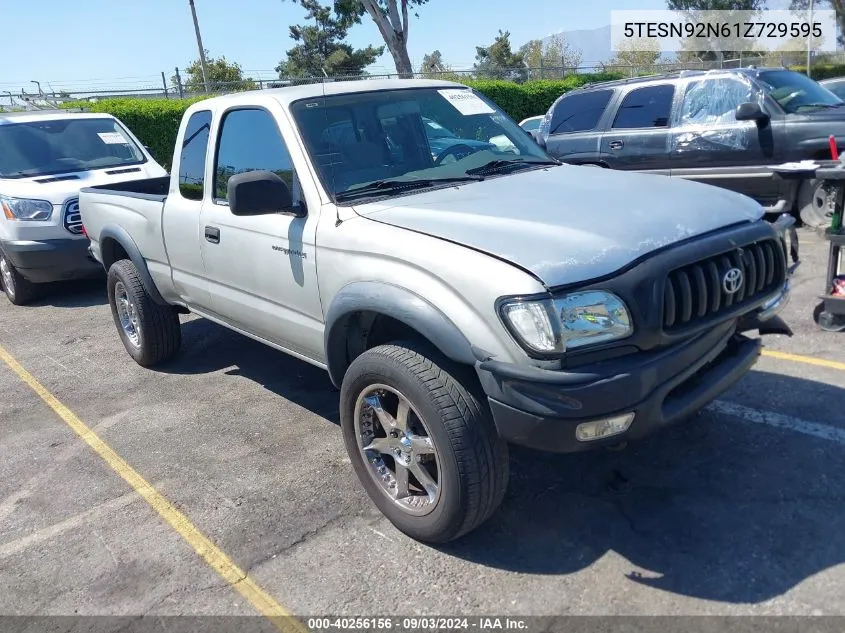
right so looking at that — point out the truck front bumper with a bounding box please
[476,320,762,453]
[0,238,103,284]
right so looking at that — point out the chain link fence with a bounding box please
[2,53,834,111]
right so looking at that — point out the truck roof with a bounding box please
[0,110,114,126]
[187,77,468,111]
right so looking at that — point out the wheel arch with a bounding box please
[324,281,479,389]
[99,225,169,306]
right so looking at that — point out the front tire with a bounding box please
[106,259,181,366]
[339,341,509,543]
[0,251,38,306]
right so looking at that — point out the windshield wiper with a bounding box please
[795,102,844,110]
[335,175,484,202]
[465,157,560,177]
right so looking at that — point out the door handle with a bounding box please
[204,226,220,244]
[608,140,624,150]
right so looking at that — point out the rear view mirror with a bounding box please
[735,102,770,125]
[227,170,299,216]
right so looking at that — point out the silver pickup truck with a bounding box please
[79,78,799,543]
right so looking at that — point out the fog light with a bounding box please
[575,413,635,442]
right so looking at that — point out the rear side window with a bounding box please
[612,85,675,129]
[547,89,613,135]
[178,110,212,200]
[213,107,295,203]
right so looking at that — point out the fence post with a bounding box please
[161,71,169,98]
[174,67,184,99]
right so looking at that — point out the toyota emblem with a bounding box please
[722,267,744,295]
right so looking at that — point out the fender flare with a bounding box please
[323,281,477,388]
[98,225,169,306]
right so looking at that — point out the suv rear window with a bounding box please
[546,89,613,135]
[612,84,674,129]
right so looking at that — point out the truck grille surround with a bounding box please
[62,198,83,235]
[662,237,786,331]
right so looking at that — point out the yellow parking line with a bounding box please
[762,348,845,372]
[0,344,308,633]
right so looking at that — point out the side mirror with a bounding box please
[735,102,770,125]
[227,170,299,216]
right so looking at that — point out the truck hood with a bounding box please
[351,165,765,288]
[0,162,167,204]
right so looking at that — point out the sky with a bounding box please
[1,0,667,95]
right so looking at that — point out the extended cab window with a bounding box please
[612,85,674,129]
[178,110,211,200]
[547,90,613,134]
[214,108,295,204]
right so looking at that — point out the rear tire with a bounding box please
[106,259,181,366]
[0,252,38,306]
[339,340,509,543]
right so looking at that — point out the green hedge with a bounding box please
[62,74,624,167]
[63,97,208,169]
[796,64,845,81]
[462,73,624,122]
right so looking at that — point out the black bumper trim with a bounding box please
[479,326,760,453]
[0,238,103,284]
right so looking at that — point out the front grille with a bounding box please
[62,198,83,235]
[662,238,785,330]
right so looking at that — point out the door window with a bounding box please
[213,108,297,206]
[544,89,613,135]
[178,110,212,201]
[672,77,756,152]
[612,85,674,129]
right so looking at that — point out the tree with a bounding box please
[790,0,844,49]
[420,49,446,73]
[667,0,768,66]
[358,0,429,78]
[474,30,527,82]
[519,34,582,79]
[277,0,383,79]
[174,52,257,93]
[605,38,664,75]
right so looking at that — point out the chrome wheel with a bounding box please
[113,281,141,347]
[353,384,441,516]
[0,256,15,298]
[800,180,835,228]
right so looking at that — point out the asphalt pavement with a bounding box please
[2,226,845,626]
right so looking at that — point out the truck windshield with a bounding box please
[290,87,556,203]
[0,117,147,179]
[756,70,845,113]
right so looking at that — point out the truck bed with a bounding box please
[78,175,173,298]
[80,175,170,202]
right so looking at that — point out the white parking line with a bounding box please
[708,400,845,446]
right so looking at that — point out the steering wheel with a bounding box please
[434,143,478,166]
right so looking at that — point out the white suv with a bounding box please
[0,109,166,305]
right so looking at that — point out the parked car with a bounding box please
[536,67,845,228]
[820,76,845,101]
[519,115,544,132]
[79,78,798,543]
[0,109,167,305]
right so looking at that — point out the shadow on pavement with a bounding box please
[440,369,845,604]
[156,316,340,424]
[152,316,845,604]
[27,278,107,309]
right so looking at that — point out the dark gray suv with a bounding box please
[535,67,845,228]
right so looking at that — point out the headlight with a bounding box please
[500,290,633,355]
[1,196,53,221]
